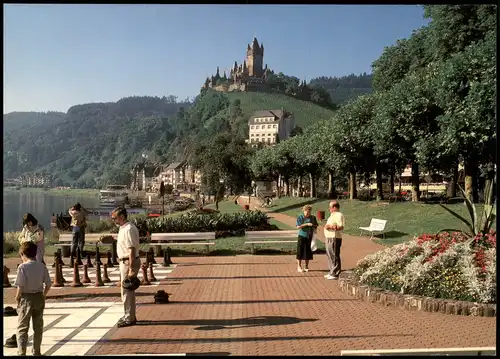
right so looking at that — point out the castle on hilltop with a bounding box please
[202,37,271,93]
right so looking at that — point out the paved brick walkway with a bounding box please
[3,199,496,355]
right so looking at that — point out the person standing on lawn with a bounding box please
[323,200,345,279]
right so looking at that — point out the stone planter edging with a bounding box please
[338,271,496,317]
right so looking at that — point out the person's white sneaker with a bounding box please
[303,268,309,273]
[324,274,331,278]
[326,275,338,280]
[297,267,303,273]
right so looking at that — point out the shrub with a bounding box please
[3,232,20,254]
[353,231,497,304]
[357,189,374,201]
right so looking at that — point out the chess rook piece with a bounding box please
[69,255,75,269]
[4,334,17,348]
[52,252,59,268]
[162,247,173,267]
[3,266,12,288]
[53,264,64,287]
[71,262,83,287]
[102,264,111,283]
[106,251,114,268]
[140,264,151,286]
[86,253,94,269]
[82,264,91,284]
[94,262,104,287]
[154,290,170,304]
[149,262,157,282]
[148,248,157,265]
[76,249,84,266]
[94,247,103,266]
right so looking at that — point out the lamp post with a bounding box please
[216,178,224,211]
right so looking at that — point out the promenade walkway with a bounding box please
[3,198,496,355]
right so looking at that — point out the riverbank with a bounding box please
[3,187,99,196]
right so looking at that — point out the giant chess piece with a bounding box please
[4,334,17,348]
[154,290,170,304]
[106,251,114,268]
[57,249,66,266]
[149,262,157,282]
[56,256,66,283]
[102,264,111,283]
[53,264,64,287]
[71,262,83,287]
[86,253,94,269]
[52,252,59,268]
[3,266,12,288]
[82,264,91,284]
[148,248,157,265]
[94,247,103,266]
[140,264,151,286]
[162,247,173,267]
[94,262,104,287]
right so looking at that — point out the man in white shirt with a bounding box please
[111,207,141,327]
[323,200,345,279]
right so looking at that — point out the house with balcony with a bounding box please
[158,162,202,192]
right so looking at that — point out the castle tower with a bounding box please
[246,37,264,78]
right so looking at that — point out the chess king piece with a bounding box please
[94,262,104,287]
[102,263,111,283]
[71,262,83,287]
[52,264,64,287]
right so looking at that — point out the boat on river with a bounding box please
[99,185,129,206]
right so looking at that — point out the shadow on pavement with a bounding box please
[271,198,324,214]
[135,316,317,330]
[139,298,355,305]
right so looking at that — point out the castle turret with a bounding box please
[215,66,220,79]
[246,37,264,78]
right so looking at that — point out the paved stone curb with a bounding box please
[338,271,496,317]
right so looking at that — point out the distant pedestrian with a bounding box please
[295,205,318,272]
[323,200,345,279]
[68,203,88,260]
[112,207,141,328]
[15,241,52,356]
[19,213,45,264]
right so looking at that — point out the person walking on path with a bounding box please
[15,241,52,356]
[295,204,318,273]
[19,213,45,264]
[112,207,141,328]
[68,203,88,261]
[323,200,345,279]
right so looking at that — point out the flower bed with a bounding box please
[352,231,496,305]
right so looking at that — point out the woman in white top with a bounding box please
[19,213,45,264]
[323,201,345,279]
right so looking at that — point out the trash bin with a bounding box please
[316,210,325,221]
[244,205,250,210]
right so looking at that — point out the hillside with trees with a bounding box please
[308,73,373,104]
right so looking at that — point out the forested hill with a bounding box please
[309,73,373,104]
[3,88,339,188]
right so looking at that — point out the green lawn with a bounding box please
[205,199,245,213]
[266,197,493,246]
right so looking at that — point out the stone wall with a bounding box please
[338,271,496,317]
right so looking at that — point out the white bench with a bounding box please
[57,233,117,258]
[340,347,496,356]
[149,232,216,254]
[359,218,387,240]
[244,230,298,254]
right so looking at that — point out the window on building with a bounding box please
[267,133,271,136]
[267,125,271,129]
[256,125,260,129]
[250,133,254,137]
[267,138,271,143]
[273,125,277,128]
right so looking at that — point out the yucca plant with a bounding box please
[439,181,496,238]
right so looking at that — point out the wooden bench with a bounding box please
[359,218,387,240]
[244,230,298,254]
[57,233,118,259]
[340,347,496,356]
[149,232,216,255]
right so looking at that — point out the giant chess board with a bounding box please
[7,263,176,289]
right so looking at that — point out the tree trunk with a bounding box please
[275,177,280,198]
[298,176,303,197]
[328,170,335,198]
[349,171,357,200]
[284,176,290,196]
[464,159,475,202]
[483,163,495,206]
[309,172,316,198]
[376,165,384,200]
[411,162,420,202]
[448,161,459,198]
[389,171,395,194]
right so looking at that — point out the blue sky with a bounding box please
[3,4,429,113]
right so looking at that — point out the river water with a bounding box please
[3,191,100,232]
